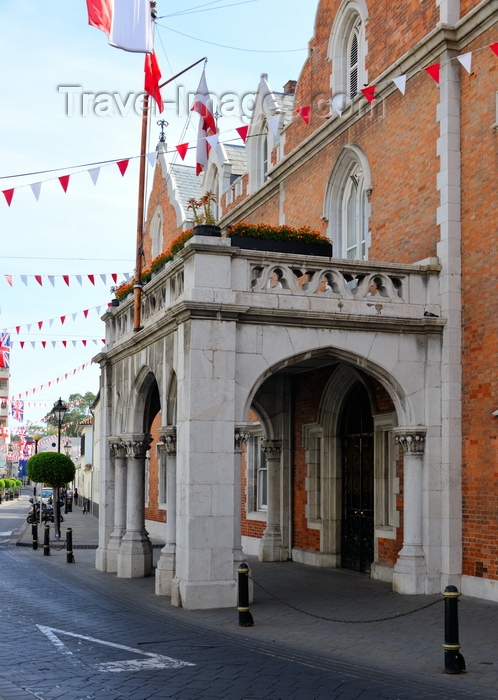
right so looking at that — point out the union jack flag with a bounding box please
[11,399,24,422]
[0,332,10,368]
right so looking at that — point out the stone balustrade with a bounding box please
[103,236,442,349]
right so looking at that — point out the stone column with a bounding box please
[155,427,177,596]
[392,428,427,594]
[117,433,153,579]
[259,440,286,562]
[234,426,251,567]
[106,437,127,573]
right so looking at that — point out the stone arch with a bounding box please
[128,365,161,434]
[323,144,372,258]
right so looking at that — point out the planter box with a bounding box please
[230,235,333,257]
[194,224,221,237]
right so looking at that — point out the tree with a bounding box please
[44,392,96,438]
[27,452,75,538]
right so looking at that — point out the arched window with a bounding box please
[247,118,269,192]
[150,208,163,259]
[324,146,371,260]
[329,1,368,105]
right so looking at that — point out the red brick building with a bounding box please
[97,0,498,608]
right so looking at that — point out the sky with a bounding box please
[0,0,317,430]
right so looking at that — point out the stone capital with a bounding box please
[234,424,252,452]
[261,439,282,461]
[120,433,153,459]
[158,426,177,455]
[394,427,427,455]
[108,436,127,460]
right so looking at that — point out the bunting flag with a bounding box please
[457,52,472,74]
[14,361,94,399]
[0,333,10,368]
[117,159,129,176]
[176,143,189,160]
[89,168,100,185]
[392,75,407,95]
[267,115,281,136]
[86,0,153,54]
[236,125,249,143]
[59,175,70,192]
[361,86,376,104]
[191,69,217,176]
[296,106,311,123]
[144,51,164,112]
[2,189,14,206]
[10,339,105,349]
[2,272,128,287]
[425,63,440,84]
[147,151,157,168]
[490,43,498,57]
[31,182,42,200]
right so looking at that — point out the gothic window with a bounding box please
[347,18,362,100]
[150,208,163,259]
[329,2,368,105]
[246,433,268,516]
[343,163,367,260]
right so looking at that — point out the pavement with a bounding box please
[9,491,498,698]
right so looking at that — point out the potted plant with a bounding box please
[188,192,221,237]
[226,222,333,257]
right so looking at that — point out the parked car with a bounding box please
[35,488,53,504]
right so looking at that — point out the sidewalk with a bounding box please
[13,494,498,698]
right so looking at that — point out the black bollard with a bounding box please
[32,523,38,551]
[43,524,50,557]
[443,585,466,674]
[66,528,75,563]
[237,563,254,627]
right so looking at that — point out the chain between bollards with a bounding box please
[237,563,254,627]
[31,523,38,551]
[43,524,50,556]
[443,585,466,674]
[66,527,75,563]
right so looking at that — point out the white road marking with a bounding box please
[37,625,195,673]
[0,531,13,536]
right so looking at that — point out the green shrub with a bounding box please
[27,452,75,487]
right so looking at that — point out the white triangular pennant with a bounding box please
[52,342,57,348]
[267,115,281,136]
[96,306,102,315]
[21,275,28,286]
[49,318,54,327]
[392,75,407,95]
[72,313,77,321]
[124,272,131,281]
[48,275,55,287]
[88,168,100,185]
[147,152,157,168]
[92,339,98,345]
[76,275,83,286]
[26,324,31,332]
[30,182,42,201]
[72,341,77,347]
[457,52,472,74]
[100,274,107,285]
[31,342,35,349]
[206,134,219,150]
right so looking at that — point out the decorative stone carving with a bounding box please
[394,429,426,455]
[234,427,250,452]
[159,427,177,455]
[108,436,127,460]
[261,440,282,461]
[122,434,153,460]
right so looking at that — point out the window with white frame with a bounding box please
[246,433,268,518]
[329,1,368,106]
[373,414,399,538]
[303,424,323,526]
[325,147,371,260]
[150,208,163,259]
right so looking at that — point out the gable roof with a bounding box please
[169,163,202,214]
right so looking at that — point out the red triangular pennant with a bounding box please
[63,275,70,286]
[111,273,117,284]
[62,341,67,347]
[117,160,129,176]
[361,86,376,104]
[59,175,70,192]
[20,341,25,349]
[83,309,89,318]
[88,274,95,285]
[490,43,498,57]
[425,63,440,84]
[236,126,249,143]
[60,315,66,324]
[2,189,14,206]
[16,326,20,334]
[38,321,43,330]
[296,106,311,124]
[82,340,87,346]
[176,143,189,160]
[35,275,43,286]
[41,341,46,349]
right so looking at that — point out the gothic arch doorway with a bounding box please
[341,381,374,572]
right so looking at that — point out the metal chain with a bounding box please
[249,574,443,624]
[50,538,67,551]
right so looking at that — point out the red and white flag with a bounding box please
[144,51,164,112]
[86,0,154,53]
[191,69,217,176]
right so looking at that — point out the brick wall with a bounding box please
[145,411,166,524]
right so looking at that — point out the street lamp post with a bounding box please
[32,432,42,454]
[52,398,68,537]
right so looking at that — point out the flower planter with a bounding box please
[194,224,222,237]
[229,235,333,257]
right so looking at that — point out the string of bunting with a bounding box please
[294,42,498,121]
[10,339,105,349]
[2,272,130,287]
[12,360,95,400]
[2,301,125,336]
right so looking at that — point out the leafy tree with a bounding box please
[27,452,75,537]
[43,392,96,438]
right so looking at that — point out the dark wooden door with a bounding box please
[341,383,374,573]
